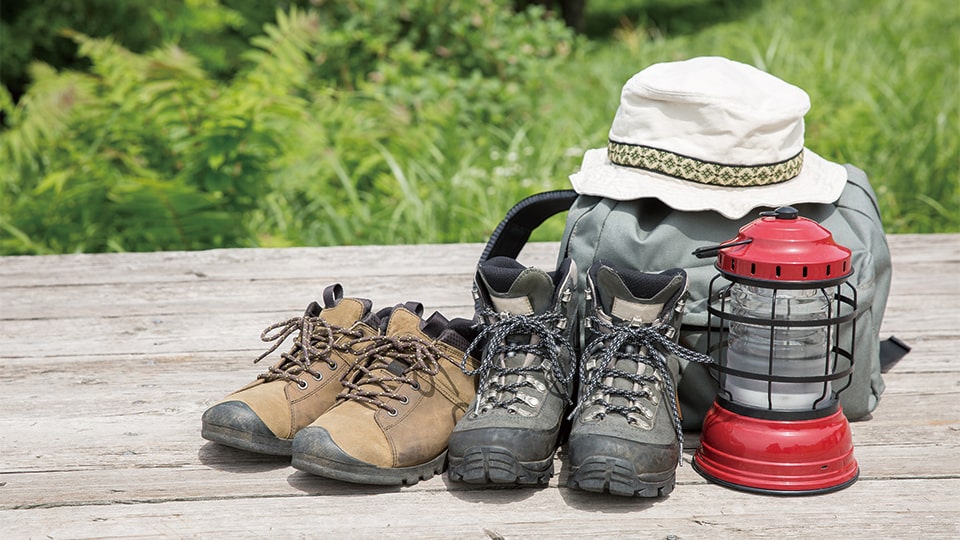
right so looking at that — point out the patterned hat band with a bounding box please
[607,139,804,187]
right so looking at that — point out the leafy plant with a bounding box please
[1,0,956,256]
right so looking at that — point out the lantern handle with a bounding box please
[692,239,753,259]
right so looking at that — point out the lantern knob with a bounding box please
[760,206,799,220]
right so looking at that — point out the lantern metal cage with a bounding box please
[704,275,858,419]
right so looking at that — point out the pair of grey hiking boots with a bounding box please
[447,256,710,497]
[201,284,481,486]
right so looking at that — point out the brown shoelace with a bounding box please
[254,314,359,388]
[338,335,450,415]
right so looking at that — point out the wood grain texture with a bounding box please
[1,235,958,539]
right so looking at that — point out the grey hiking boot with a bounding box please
[201,284,375,456]
[291,307,481,485]
[447,256,577,485]
[566,262,712,497]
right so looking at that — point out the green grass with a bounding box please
[276,0,958,247]
[516,0,959,239]
[1,0,956,255]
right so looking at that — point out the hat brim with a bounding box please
[568,147,848,219]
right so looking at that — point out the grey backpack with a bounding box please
[479,164,909,430]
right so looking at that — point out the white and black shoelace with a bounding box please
[572,315,714,465]
[461,308,575,415]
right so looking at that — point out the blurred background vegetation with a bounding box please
[1,0,957,255]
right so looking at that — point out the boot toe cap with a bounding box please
[292,426,370,467]
[201,401,292,455]
[567,431,678,473]
[202,401,271,434]
[449,424,559,462]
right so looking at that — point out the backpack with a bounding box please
[479,164,910,430]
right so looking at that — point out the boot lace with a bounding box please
[462,308,575,416]
[571,315,713,465]
[254,314,358,388]
[338,335,449,415]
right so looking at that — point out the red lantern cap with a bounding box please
[716,207,852,284]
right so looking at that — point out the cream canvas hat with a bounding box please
[569,56,848,219]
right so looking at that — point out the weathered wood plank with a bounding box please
[0,276,479,320]
[2,478,958,539]
[3,436,958,511]
[1,366,956,473]
[0,232,954,286]
[1,236,954,308]
[0,242,560,288]
[2,264,953,326]
[0,355,956,420]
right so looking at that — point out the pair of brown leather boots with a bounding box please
[201,284,480,486]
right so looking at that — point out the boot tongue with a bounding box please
[380,307,437,376]
[596,266,682,325]
[384,305,429,337]
[314,289,372,328]
[479,257,555,316]
[270,287,371,375]
[593,266,685,409]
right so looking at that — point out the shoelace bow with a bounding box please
[338,334,449,415]
[462,308,575,415]
[254,314,357,387]
[572,315,714,465]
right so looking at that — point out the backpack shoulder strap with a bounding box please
[479,189,578,264]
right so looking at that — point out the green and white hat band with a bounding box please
[607,140,805,188]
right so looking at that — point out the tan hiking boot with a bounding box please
[201,284,378,456]
[291,306,480,485]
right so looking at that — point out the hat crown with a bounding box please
[609,56,810,165]
[569,56,848,219]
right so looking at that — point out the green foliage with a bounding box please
[0,0,309,102]
[244,2,579,246]
[0,33,285,252]
[547,0,960,234]
[703,0,959,234]
[0,0,956,255]
[1,1,577,253]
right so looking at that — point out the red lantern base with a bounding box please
[693,402,859,495]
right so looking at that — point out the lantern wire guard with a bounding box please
[692,207,861,495]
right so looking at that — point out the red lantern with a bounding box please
[692,206,859,495]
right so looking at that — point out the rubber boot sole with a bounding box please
[566,455,675,497]
[201,422,293,456]
[448,446,554,485]
[292,450,447,486]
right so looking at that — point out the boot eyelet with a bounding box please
[313,372,323,381]
[297,380,308,390]
[398,395,409,404]
[386,408,398,417]
[328,362,338,371]
[410,381,420,391]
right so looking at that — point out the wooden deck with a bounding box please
[1,234,958,539]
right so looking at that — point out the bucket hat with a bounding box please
[569,56,847,219]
